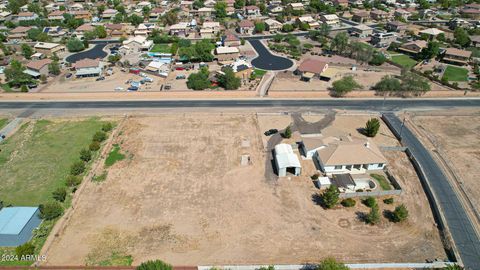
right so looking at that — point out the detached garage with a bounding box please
[274,144,302,177]
[0,207,42,246]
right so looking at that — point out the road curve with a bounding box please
[0,99,479,110]
[65,43,108,63]
[249,39,294,71]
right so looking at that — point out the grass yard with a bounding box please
[442,65,469,82]
[150,44,171,53]
[105,144,125,167]
[254,68,267,77]
[0,118,8,130]
[0,118,105,206]
[391,54,417,69]
[370,173,392,191]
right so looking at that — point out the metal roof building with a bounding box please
[274,144,301,177]
[0,207,42,246]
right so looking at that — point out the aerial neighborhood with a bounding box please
[0,0,480,269]
[0,0,478,93]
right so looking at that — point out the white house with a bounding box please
[320,14,340,26]
[122,36,153,52]
[311,135,387,175]
[274,144,302,177]
[74,59,104,78]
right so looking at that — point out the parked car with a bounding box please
[176,74,186,80]
[114,87,124,91]
[127,86,138,91]
[264,129,278,136]
[65,73,72,78]
[96,76,105,81]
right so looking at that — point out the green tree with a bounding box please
[187,67,211,90]
[317,258,350,270]
[218,67,241,90]
[331,32,349,55]
[373,75,401,93]
[363,196,377,208]
[420,41,440,60]
[66,38,85,52]
[282,125,292,138]
[369,52,386,65]
[341,198,356,207]
[52,187,67,202]
[89,141,101,151]
[282,24,294,32]
[234,0,245,8]
[95,25,107,38]
[400,72,430,96]
[454,27,470,48]
[70,161,86,175]
[365,204,380,225]
[66,175,82,187]
[48,61,61,75]
[364,118,380,137]
[15,242,35,258]
[331,76,362,97]
[21,44,34,59]
[129,14,144,26]
[214,1,227,18]
[39,202,64,220]
[391,204,409,222]
[163,10,178,25]
[254,22,266,33]
[137,260,173,270]
[102,122,113,132]
[93,131,107,142]
[4,60,32,87]
[349,41,374,64]
[321,185,339,209]
[80,149,92,162]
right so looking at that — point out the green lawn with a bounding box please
[443,65,469,82]
[0,118,105,206]
[370,173,392,191]
[150,44,171,53]
[0,118,8,130]
[254,68,268,77]
[391,54,417,69]
[105,144,125,167]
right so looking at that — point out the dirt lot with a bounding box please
[45,113,446,266]
[411,110,480,226]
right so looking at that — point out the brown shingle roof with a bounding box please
[445,48,472,58]
[238,20,254,27]
[10,26,32,33]
[26,59,52,71]
[298,59,328,75]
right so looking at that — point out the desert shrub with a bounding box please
[70,161,86,175]
[52,187,67,202]
[92,131,107,142]
[15,242,35,258]
[365,205,380,225]
[80,148,92,162]
[341,198,356,207]
[311,173,320,180]
[383,197,394,204]
[89,141,101,151]
[39,202,63,220]
[362,196,377,208]
[321,185,339,209]
[66,175,82,187]
[391,204,409,222]
[137,260,173,270]
[102,122,113,132]
[282,125,292,138]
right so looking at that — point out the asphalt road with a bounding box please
[249,39,294,71]
[383,113,480,270]
[65,43,108,63]
[0,99,479,111]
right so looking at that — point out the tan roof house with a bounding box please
[399,40,427,55]
[24,59,52,78]
[215,46,240,62]
[442,48,472,65]
[237,20,254,35]
[296,58,329,81]
[34,42,66,56]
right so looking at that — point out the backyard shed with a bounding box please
[274,144,301,177]
[0,207,42,246]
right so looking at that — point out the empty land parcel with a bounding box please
[412,111,480,225]
[45,113,446,266]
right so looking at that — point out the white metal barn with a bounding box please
[274,144,302,177]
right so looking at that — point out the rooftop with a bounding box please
[0,207,39,235]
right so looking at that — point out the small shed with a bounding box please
[0,207,42,246]
[317,177,331,189]
[274,144,301,177]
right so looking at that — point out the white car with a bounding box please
[114,87,124,91]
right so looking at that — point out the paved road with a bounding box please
[0,99,479,111]
[383,113,480,270]
[249,39,294,71]
[65,43,108,63]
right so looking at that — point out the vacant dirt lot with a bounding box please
[45,113,446,266]
[412,110,480,224]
